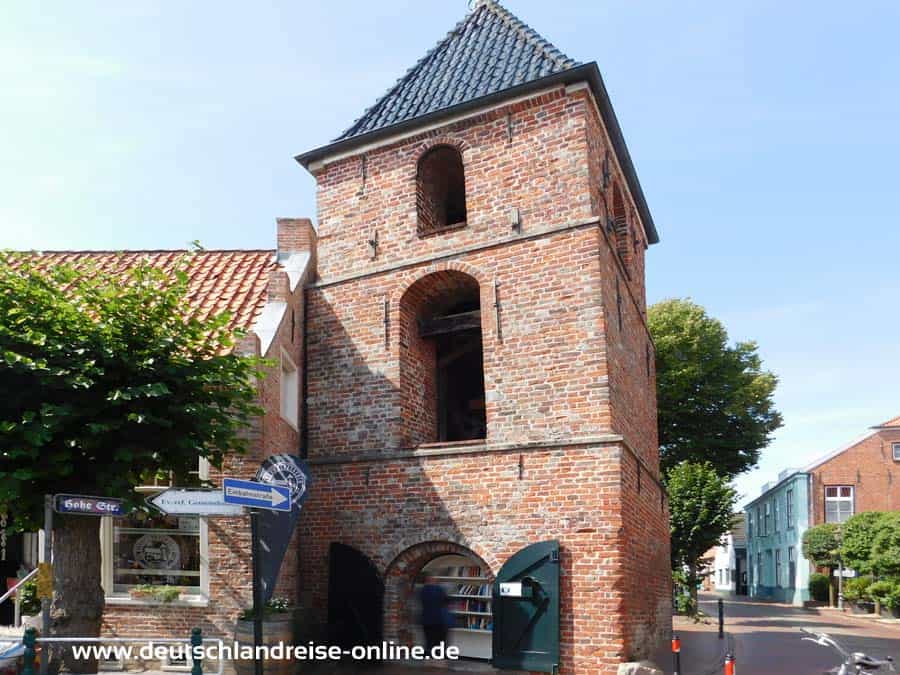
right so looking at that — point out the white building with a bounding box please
[713,517,747,595]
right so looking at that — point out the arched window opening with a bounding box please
[399,271,486,445]
[611,185,631,274]
[417,146,468,235]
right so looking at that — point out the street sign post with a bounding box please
[53,494,125,516]
[222,478,291,512]
[148,488,244,517]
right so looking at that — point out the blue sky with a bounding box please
[2,1,898,503]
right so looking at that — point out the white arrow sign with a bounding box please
[148,488,245,517]
[222,478,292,512]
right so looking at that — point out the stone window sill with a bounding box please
[418,221,468,238]
[104,595,209,609]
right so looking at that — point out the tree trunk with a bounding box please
[49,515,105,674]
[828,569,836,608]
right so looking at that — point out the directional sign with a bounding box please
[223,478,291,512]
[148,488,244,517]
[54,494,126,516]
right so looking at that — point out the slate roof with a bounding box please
[337,0,580,141]
[6,250,278,336]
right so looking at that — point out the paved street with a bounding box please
[663,594,900,675]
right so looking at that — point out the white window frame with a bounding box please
[775,549,782,588]
[774,499,780,532]
[893,442,900,461]
[764,503,771,535]
[101,459,210,605]
[824,485,854,524]
[280,348,300,430]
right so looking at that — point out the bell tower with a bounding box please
[296,2,669,671]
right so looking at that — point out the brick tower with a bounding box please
[295,2,670,672]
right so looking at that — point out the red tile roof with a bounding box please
[6,250,278,335]
[876,415,900,429]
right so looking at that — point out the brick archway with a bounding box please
[382,540,496,645]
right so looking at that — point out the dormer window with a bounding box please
[417,145,467,235]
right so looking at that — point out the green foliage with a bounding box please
[842,575,873,603]
[19,577,41,616]
[239,597,292,620]
[667,461,737,611]
[866,580,897,608]
[0,252,265,531]
[802,523,842,569]
[648,299,783,477]
[808,573,830,602]
[840,512,887,575]
[871,512,900,578]
[129,584,181,603]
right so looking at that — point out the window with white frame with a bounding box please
[280,349,299,429]
[893,442,900,461]
[824,486,854,523]
[786,488,794,527]
[764,503,771,535]
[774,499,780,532]
[101,460,209,600]
[748,512,754,539]
[775,549,782,588]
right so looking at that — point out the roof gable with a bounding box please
[337,0,579,141]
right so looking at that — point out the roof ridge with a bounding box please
[335,1,579,142]
[8,249,275,254]
[476,0,577,71]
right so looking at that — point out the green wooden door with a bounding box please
[492,540,560,673]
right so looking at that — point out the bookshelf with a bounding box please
[416,554,493,659]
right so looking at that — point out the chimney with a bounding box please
[276,218,316,261]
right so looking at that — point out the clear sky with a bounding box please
[2,1,898,504]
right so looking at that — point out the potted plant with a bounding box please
[234,597,296,675]
[843,576,875,614]
[866,580,893,616]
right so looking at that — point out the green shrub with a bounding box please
[841,512,887,575]
[866,580,895,606]
[888,583,900,610]
[19,577,41,616]
[809,573,830,602]
[842,575,874,602]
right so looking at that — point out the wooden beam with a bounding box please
[419,310,482,338]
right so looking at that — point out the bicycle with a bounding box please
[800,628,896,674]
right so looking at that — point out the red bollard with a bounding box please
[724,652,736,675]
[672,634,682,675]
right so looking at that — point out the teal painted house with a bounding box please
[744,471,810,605]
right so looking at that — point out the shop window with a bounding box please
[280,349,299,429]
[417,146,467,235]
[399,271,486,445]
[101,461,209,600]
[825,486,854,523]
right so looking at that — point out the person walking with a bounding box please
[419,573,452,659]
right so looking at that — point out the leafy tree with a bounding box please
[871,512,900,578]
[802,523,842,606]
[667,461,738,613]
[649,299,783,477]
[0,253,263,673]
[840,511,886,575]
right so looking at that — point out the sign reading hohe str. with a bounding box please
[53,494,125,516]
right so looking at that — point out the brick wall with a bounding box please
[809,425,900,525]
[302,84,669,673]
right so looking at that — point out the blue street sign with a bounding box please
[222,478,292,512]
[54,494,126,516]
